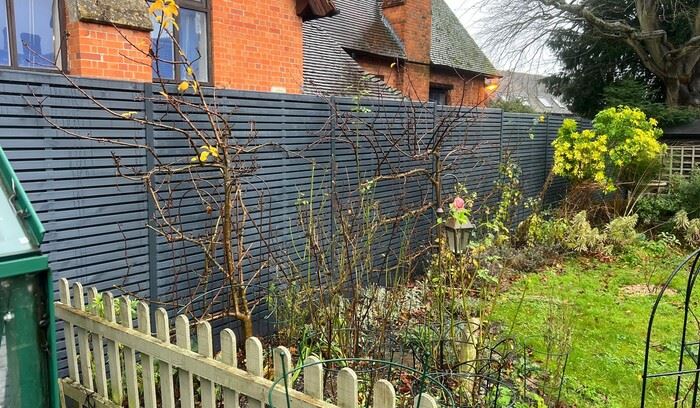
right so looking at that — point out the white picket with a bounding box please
[103,292,123,404]
[55,280,442,408]
[119,296,140,408]
[220,329,239,408]
[72,282,93,391]
[58,279,78,382]
[414,394,438,408]
[197,321,216,408]
[273,346,292,383]
[373,380,396,408]
[175,315,195,408]
[137,302,157,408]
[303,356,323,400]
[87,287,108,398]
[155,309,175,408]
[245,337,264,408]
[337,367,358,408]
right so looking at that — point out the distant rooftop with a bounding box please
[495,71,571,114]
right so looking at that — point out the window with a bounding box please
[553,97,568,109]
[429,86,448,105]
[537,96,554,108]
[0,0,62,69]
[150,0,209,82]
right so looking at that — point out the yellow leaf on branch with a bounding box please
[178,81,190,92]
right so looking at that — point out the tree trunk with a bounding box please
[665,77,681,107]
[241,313,254,339]
[688,64,700,106]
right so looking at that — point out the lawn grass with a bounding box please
[492,243,699,407]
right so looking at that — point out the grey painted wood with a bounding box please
[0,70,574,376]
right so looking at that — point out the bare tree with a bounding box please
[479,0,700,106]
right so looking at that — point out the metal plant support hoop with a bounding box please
[641,248,700,407]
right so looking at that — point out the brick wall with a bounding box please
[61,0,306,91]
[354,54,402,92]
[430,67,488,106]
[382,0,432,101]
[211,0,304,93]
[64,21,152,82]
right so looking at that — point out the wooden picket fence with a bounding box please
[55,278,440,408]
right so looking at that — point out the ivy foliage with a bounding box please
[552,106,665,191]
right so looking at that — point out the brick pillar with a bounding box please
[211,0,304,93]
[382,0,432,101]
[63,0,153,82]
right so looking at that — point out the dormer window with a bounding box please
[0,0,62,69]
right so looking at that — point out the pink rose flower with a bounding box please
[453,197,465,210]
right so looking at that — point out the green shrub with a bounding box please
[564,211,609,254]
[552,107,665,192]
[523,212,568,248]
[675,170,700,217]
[635,194,680,225]
[673,210,700,247]
[605,214,640,249]
[686,219,700,247]
[633,171,700,226]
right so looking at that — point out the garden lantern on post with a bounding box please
[443,218,475,255]
[442,194,476,255]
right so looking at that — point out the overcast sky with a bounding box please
[444,0,561,75]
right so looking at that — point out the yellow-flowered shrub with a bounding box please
[552,106,665,191]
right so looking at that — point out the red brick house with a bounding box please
[0,0,335,93]
[1,0,495,105]
[303,0,500,105]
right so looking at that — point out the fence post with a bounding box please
[330,96,337,274]
[144,82,158,318]
[431,102,441,213]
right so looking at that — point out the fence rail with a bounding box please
[56,278,440,408]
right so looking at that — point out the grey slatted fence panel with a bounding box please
[334,98,433,283]
[502,112,549,223]
[436,106,503,220]
[149,87,332,335]
[0,69,583,370]
[0,69,149,373]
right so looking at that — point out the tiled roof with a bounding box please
[496,71,572,114]
[308,0,406,59]
[303,23,402,98]
[430,0,498,76]
[302,0,498,96]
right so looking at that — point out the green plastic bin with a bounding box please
[0,146,58,408]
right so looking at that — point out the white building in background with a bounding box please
[495,71,571,114]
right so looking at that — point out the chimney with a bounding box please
[382,0,432,100]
